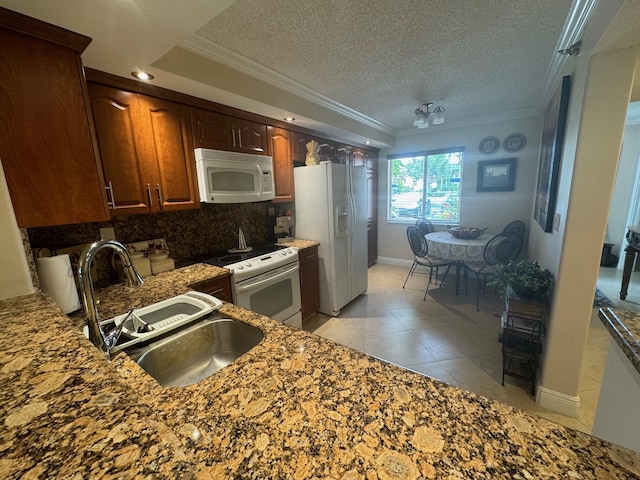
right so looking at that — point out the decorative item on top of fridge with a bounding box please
[305,140,320,166]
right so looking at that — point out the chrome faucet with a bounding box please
[78,240,144,358]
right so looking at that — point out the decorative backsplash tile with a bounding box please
[27,202,274,287]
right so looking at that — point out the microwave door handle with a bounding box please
[235,264,299,292]
[255,164,264,196]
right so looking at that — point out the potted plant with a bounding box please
[489,260,553,301]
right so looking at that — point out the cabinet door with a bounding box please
[88,83,151,215]
[335,143,352,165]
[299,246,319,320]
[366,150,378,266]
[267,126,294,203]
[138,96,199,212]
[191,108,235,151]
[350,147,367,167]
[189,275,233,303]
[292,132,336,165]
[191,109,267,154]
[233,118,268,154]
[365,150,378,223]
[0,28,109,227]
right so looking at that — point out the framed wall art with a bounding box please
[477,157,517,192]
[534,75,572,232]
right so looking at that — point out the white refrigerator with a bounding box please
[294,162,368,316]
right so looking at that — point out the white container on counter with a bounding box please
[36,254,81,314]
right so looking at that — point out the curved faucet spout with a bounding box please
[78,240,144,358]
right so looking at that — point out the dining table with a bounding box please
[425,230,494,294]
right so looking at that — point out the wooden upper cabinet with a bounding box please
[0,10,110,227]
[267,126,294,203]
[350,147,367,166]
[292,132,336,165]
[364,149,378,223]
[88,83,199,215]
[88,84,148,215]
[191,108,267,154]
[138,96,199,212]
[335,143,353,165]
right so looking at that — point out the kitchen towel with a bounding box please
[36,254,81,314]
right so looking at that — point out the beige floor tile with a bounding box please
[405,362,461,387]
[302,263,617,438]
[350,315,407,336]
[366,331,437,366]
[579,370,604,392]
[577,388,601,429]
[332,336,371,355]
[512,402,592,434]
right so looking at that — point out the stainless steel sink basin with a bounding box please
[125,317,263,387]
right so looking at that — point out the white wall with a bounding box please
[0,160,34,300]
[535,48,638,413]
[607,122,640,262]
[377,115,542,263]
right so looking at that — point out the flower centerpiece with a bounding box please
[489,260,553,300]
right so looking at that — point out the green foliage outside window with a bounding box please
[387,148,464,223]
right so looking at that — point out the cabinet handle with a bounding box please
[208,287,224,295]
[232,128,237,147]
[156,183,163,205]
[146,183,153,206]
[105,181,115,209]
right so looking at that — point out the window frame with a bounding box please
[387,146,464,225]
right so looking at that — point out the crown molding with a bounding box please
[181,34,397,137]
[538,0,600,108]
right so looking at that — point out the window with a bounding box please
[387,147,464,224]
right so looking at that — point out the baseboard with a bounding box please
[536,386,581,417]
[377,256,413,267]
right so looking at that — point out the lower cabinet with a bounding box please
[299,245,319,320]
[189,275,233,303]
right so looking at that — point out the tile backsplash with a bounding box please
[27,202,275,287]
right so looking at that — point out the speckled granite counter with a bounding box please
[2,267,640,478]
[598,307,640,375]
[278,238,320,250]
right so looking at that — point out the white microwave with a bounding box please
[194,148,275,203]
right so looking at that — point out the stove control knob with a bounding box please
[244,262,252,267]
[236,265,244,270]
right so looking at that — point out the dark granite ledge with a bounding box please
[598,307,640,374]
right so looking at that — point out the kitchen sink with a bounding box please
[125,317,263,387]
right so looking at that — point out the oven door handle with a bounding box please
[235,264,299,292]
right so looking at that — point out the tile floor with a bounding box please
[303,263,633,435]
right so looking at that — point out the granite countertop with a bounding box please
[598,307,640,374]
[2,266,640,478]
[277,238,319,250]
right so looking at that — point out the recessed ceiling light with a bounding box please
[131,71,154,81]
[284,116,295,122]
[364,140,371,145]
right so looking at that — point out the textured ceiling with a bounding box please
[194,0,573,131]
[3,0,640,146]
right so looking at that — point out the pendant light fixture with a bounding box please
[413,102,445,128]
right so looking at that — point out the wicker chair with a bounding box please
[464,232,523,310]
[403,225,455,300]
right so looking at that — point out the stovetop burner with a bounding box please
[204,244,287,267]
